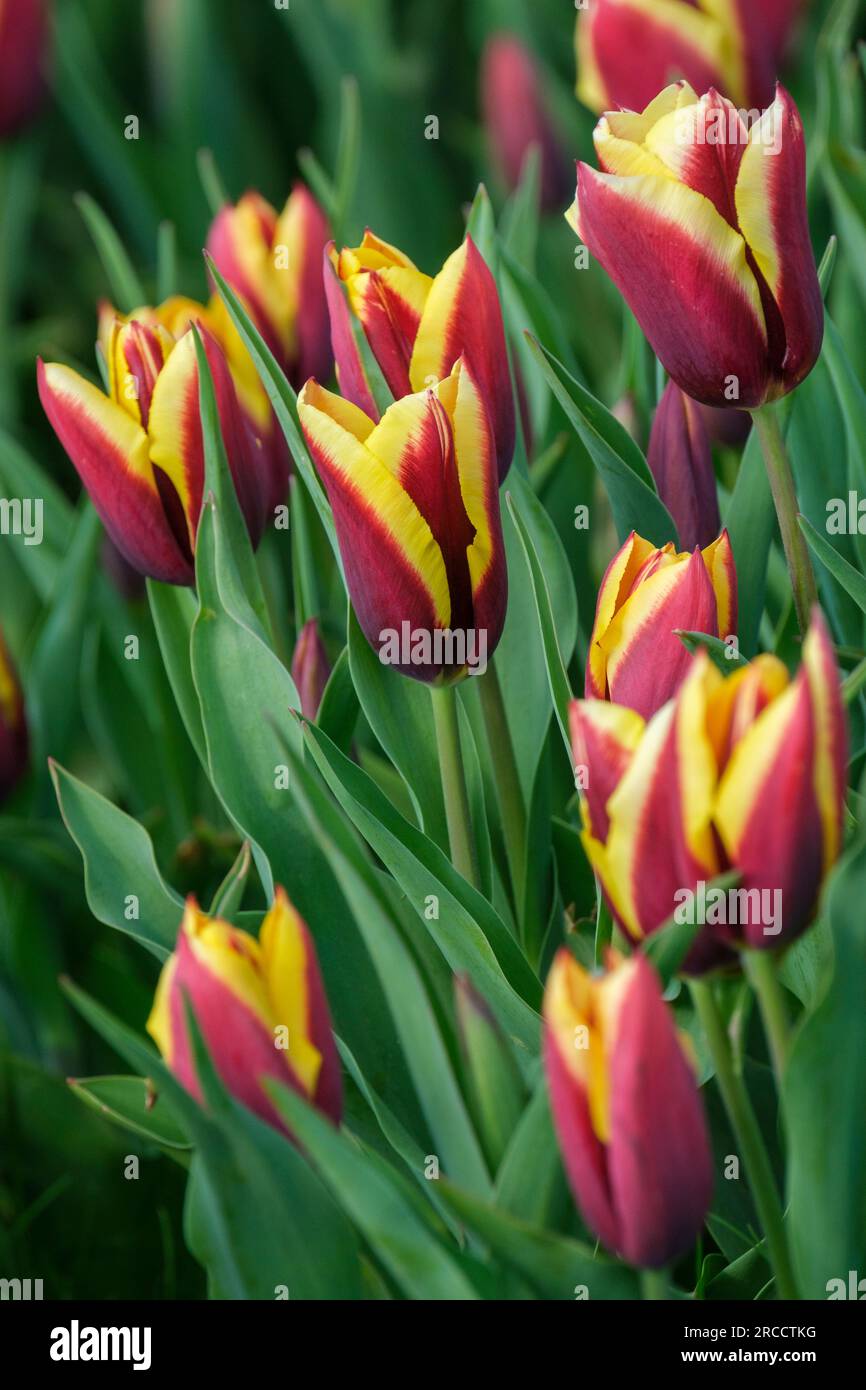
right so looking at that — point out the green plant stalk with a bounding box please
[750,402,817,636]
[478,663,527,912]
[640,1267,669,1300]
[743,949,792,1083]
[431,684,480,890]
[689,981,799,1300]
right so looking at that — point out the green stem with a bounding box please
[689,981,799,1300]
[479,663,527,912]
[750,403,817,637]
[431,685,480,890]
[743,950,792,1084]
[640,1267,669,1300]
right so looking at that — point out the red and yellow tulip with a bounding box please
[571,611,846,960]
[586,530,737,718]
[0,0,48,138]
[0,627,28,805]
[326,230,515,481]
[480,33,567,212]
[648,382,722,551]
[576,0,804,115]
[568,82,823,409]
[544,949,713,1268]
[206,184,332,390]
[297,357,507,683]
[38,310,269,586]
[147,890,342,1133]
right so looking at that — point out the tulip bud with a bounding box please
[206,184,332,390]
[568,83,823,410]
[328,230,515,482]
[298,356,507,684]
[0,627,28,804]
[291,618,331,721]
[572,610,846,961]
[585,530,737,719]
[544,949,713,1268]
[480,33,568,212]
[576,0,804,116]
[147,889,341,1132]
[38,311,268,586]
[648,382,721,551]
[0,0,48,139]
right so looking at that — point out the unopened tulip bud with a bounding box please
[0,627,28,804]
[481,34,568,212]
[291,618,331,721]
[648,382,721,551]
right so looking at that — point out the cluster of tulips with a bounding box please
[0,0,849,1287]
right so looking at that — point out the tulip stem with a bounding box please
[688,981,799,1300]
[750,403,817,636]
[743,950,792,1084]
[479,663,527,915]
[640,1268,669,1301]
[431,685,480,891]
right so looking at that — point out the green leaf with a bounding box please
[50,761,182,958]
[265,1081,480,1300]
[724,426,775,657]
[455,976,528,1170]
[316,644,359,754]
[505,484,575,762]
[784,841,866,1297]
[208,841,251,920]
[641,872,740,988]
[348,610,449,851]
[74,193,145,312]
[299,717,543,1047]
[68,1076,190,1153]
[147,579,207,765]
[799,514,866,612]
[437,1182,639,1300]
[526,335,678,547]
[465,183,498,269]
[493,1077,569,1228]
[676,630,748,673]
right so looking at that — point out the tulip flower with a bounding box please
[575,0,804,116]
[326,230,515,482]
[297,357,506,683]
[206,184,332,389]
[567,82,824,410]
[291,618,331,721]
[586,530,737,719]
[544,949,713,1268]
[147,889,342,1132]
[648,382,721,551]
[0,0,48,138]
[38,315,268,586]
[480,33,568,212]
[96,294,289,517]
[572,611,846,960]
[0,627,28,804]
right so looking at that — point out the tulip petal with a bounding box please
[207,192,290,364]
[409,237,515,481]
[575,163,769,407]
[298,381,452,678]
[702,529,738,639]
[577,0,729,116]
[607,954,714,1268]
[260,888,342,1124]
[339,234,433,400]
[802,610,847,875]
[735,86,824,394]
[569,699,645,841]
[715,667,824,946]
[274,184,333,386]
[602,548,720,718]
[37,359,193,586]
[585,532,658,700]
[324,245,380,420]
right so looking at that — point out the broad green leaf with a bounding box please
[147,579,207,765]
[455,976,528,1170]
[527,335,678,548]
[300,718,543,1047]
[208,841,251,920]
[316,644,359,754]
[493,1077,570,1229]
[68,1076,190,1153]
[266,1081,480,1300]
[348,610,449,851]
[676,630,748,673]
[51,761,182,958]
[785,842,866,1297]
[723,424,775,658]
[800,514,866,612]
